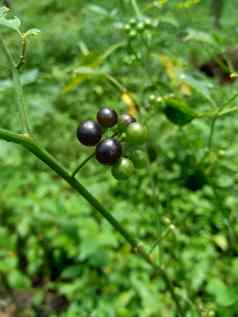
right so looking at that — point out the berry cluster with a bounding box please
[123,17,155,40]
[76,107,148,180]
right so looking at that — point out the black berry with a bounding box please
[97,107,118,128]
[120,113,136,125]
[96,138,122,165]
[185,169,208,192]
[77,120,102,146]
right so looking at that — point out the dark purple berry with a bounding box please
[97,107,118,128]
[77,120,102,146]
[96,138,122,165]
[119,113,136,126]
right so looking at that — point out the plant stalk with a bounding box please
[0,128,183,316]
[72,152,95,177]
[0,35,31,135]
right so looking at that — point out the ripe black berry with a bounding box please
[97,107,118,128]
[96,138,122,165]
[77,120,102,146]
[185,169,208,192]
[118,113,136,132]
[120,113,136,126]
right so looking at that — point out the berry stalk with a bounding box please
[0,127,183,316]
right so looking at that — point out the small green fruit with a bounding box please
[129,150,148,169]
[136,21,145,32]
[126,122,148,145]
[129,18,137,27]
[128,30,137,39]
[112,157,135,180]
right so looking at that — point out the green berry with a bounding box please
[144,18,152,28]
[112,157,135,180]
[129,150,148,169]
[128,30,137,39]
[136,21,145,32]
[126,122,148,145]
[129,18,137,27]
[123,24,131,33]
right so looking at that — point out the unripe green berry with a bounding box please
[129,18,137,27]
[144,18,152,28]
[112,157,135,180]
[136,21,145,32]
[123,24,131,33]
[126,122,148,145]
[128,30,137,39]
[129,150,148,169]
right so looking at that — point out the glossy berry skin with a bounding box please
[118,113,136,132]
[97,107,118,128]
[96,138,122,165]
[120,113,136,126]
[77,120,102,146]
[112,157,135,180]
[126,122,148,145]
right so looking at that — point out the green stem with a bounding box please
[17,35,27,69]
[0,127,184,316]
[131,0,142,18]
[72,152,95,177]
[104,73,127,93]
[0,35,31,135]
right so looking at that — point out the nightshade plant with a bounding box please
[76,107,148,180]
[0,7,184,316]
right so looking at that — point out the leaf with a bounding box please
[207,278,238,307]
[162,97,197,126]
[179,73,215,105]
[88,4,108,16]
[159,54,177,81]
[63,67,104,93]
[8,270,31,289]
[0,7,21,34]
[0,6,9,17]
[184,28,218,47]
[121,92,139,116]
[24,28,41,37]
[177,0,201,9]
[213,234,228,251]
[63,42,125,93]
[159,54,192,95]
[0,69,39,91]
[159,16,179,28]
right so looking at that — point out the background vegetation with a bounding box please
[0,0,238,316]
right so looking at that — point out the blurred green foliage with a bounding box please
[1,0,238,316]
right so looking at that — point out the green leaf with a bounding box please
[0,6,9,17]
[207,278,238,307]
[179,73,215,105]
[24,28,41,37]
[63,41,125,93]
[88,4,108,16]
[162,98,197,126]
[0,7,21,34]
[184,28,218,47]
[8,270,31,289]
[159,16,179,28]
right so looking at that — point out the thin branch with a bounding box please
[72,152,95,177]
[0,35,31,135]
[0,127,184,316]
[104,73,127,93]
[131,0,142,18]
[17,35,27,69]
